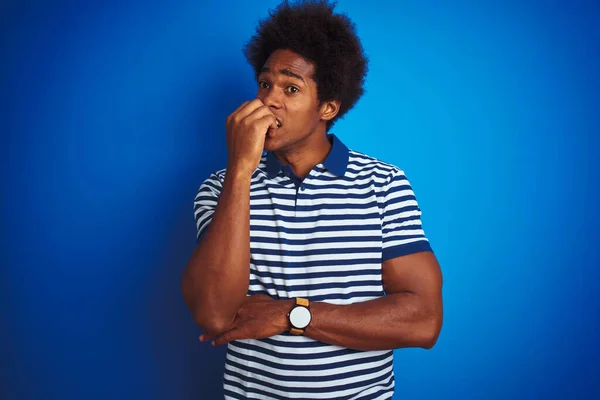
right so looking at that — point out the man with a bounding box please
[182,1,443,398]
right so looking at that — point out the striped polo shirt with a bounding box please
[194,134,432,399]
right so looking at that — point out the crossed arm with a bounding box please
[201,250,443,350]
[182,171,443,351]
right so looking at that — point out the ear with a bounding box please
[319,100,341,122]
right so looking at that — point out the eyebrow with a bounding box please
[260,67,306,84]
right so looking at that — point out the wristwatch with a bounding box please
[288,297,311,335]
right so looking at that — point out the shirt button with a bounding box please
[299,185,305,191]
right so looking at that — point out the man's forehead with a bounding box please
[261,50,315,81]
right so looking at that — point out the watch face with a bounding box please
[290,306,311,329]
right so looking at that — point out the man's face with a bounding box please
[256,49,324,152]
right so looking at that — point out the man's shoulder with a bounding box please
[346,148,404,179]
[212,168,228,181]
[197,168,228,189]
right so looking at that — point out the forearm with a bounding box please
[305,293,442,351]
[182,167,252,333]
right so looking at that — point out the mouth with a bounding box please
[275,118,282,128]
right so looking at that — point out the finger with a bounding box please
[242,104,272,123]
[243,107,277,131]
[212,328,241,347]
[199,332,218,342]
[232,98,265,122]
[252,114,278,133]
[226,101,250,126]
[246,293,273,302]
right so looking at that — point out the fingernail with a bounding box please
[199,335,204,341]
[211,341,216,346]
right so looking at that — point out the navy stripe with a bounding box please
[200,179,221,193]
[251,201,379,212]
[251,212,380,223]
[250,246,382,257]
[251,193,297,201]
[226,347,391,372]
[261,337,332,348]
[250,257,382,268]
[250,268,380,280]
[383,205,421,220]
[194,194,217,203]
[226,357,394,384]
[231,340,363,360]
[250,279,382,293]
[337,170,392,181]
[250,235,381,245]
[250,224,382,234]
[382,240,433,261]
[302,180,386,191]
[382,234,426,243]
[224,364,394,395]
[223,378,288,400]
[353,375,396,400]
[251,191,378,201]
[223,388,245,400]
[385,194,417,206]
[246,290,385,302]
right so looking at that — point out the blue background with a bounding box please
[2,1,599,399]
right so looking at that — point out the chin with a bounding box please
[263,136,280,152]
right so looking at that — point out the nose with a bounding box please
[259,87,282,109]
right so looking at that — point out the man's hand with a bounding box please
[225,99,278,177]
[199,295,293,346]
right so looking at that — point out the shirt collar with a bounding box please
[266,134,350,179]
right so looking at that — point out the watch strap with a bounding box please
[290,327,305,335]
[289,297,310,335]
[296,297,309,308]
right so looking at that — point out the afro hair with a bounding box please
[243,0,368,130]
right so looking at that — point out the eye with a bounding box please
[258,81,269,89]
[286,86,299,94]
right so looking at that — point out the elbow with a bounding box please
[183,295,233,334]
[420,313,443,350]
[193,312,232,335]
[181,272,234,334]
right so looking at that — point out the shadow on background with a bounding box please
[144,65,254,399]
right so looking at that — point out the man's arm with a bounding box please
[305,251,442,350]
[181,99,278,334]
[181,169,252,334]
[209,251,443,351]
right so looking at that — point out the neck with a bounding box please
[274,130,332,179]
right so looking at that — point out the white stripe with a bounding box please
[251,207,378,217]
[225,359,393,389]
[253,274,380,287]
[250,230,381,240]
[347,376,395,400]
[383,237,428,248]
[250,251,381,263]
[248,286,383,299]
[251,240,381,251]
[250,264,381,274]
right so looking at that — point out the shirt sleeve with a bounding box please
[193,172,223,242]
[381,169,433,262]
